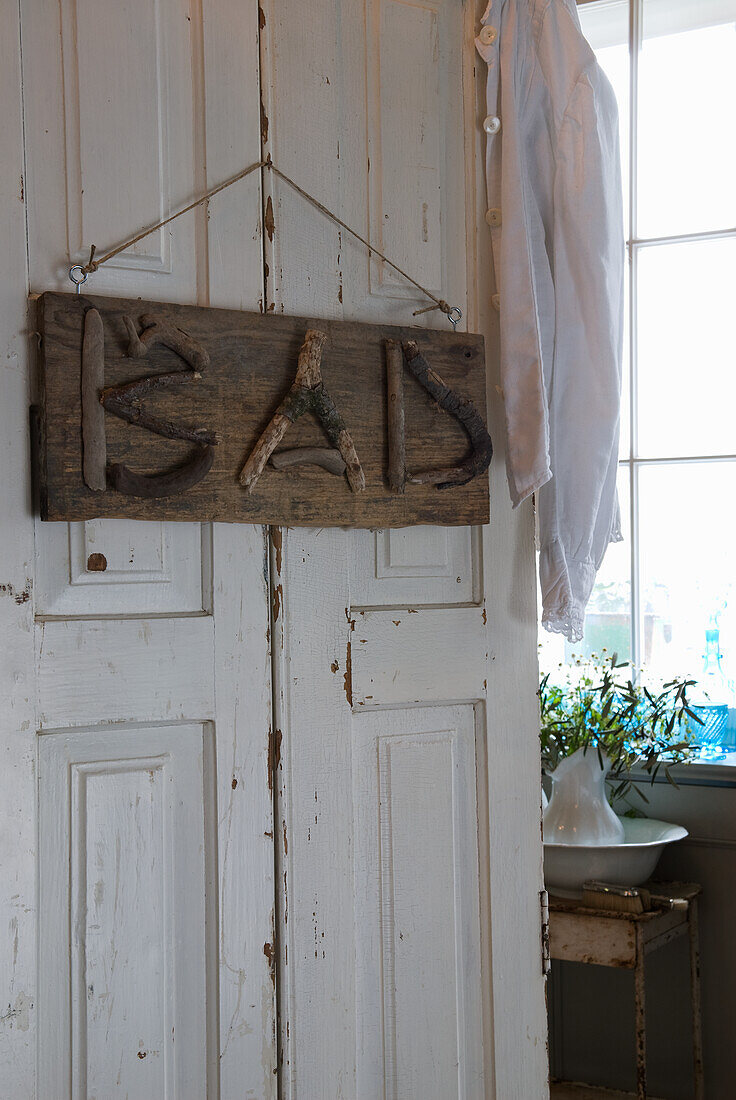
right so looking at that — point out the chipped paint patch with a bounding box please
[263,940,276,988]
[1,991,32,1031]
[0,580,32,605]
[267,727,282,794]
[344,639,353,707]
[272,526,283,575]
[260,96,269,145]
[264,195,275,242]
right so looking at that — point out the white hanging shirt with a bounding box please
[476,0,624,642]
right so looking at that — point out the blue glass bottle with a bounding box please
[691,626,731,759]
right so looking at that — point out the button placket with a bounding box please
[477,7,501,235]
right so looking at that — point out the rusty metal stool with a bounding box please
[548,882,704,1100]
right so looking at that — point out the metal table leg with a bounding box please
[634,925,647,1100]
[689,898,705,1100]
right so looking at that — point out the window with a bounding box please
[539,0,736,749]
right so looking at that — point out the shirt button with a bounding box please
[483,115,501,135]
[479,25,498,45]
[491,293,501,311]
[485,208,502,228]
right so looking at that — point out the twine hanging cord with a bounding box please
[73,156,461,325]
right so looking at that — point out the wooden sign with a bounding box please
[35,292,492,528]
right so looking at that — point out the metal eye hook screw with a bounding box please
[69,266,89,295]
[447,306,462,330]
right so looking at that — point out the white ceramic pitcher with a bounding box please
[543,746,625,845]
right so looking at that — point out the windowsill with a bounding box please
[632,754,736,789]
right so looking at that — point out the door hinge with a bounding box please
[540,888,551,977]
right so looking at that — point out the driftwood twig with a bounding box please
[270,447,347,476]
[108,444,215,498]
[81,308,107,490]
[102,313,217,498]
[402,339,493,489]
[239,329,365,494]
[123,313,210,371]
[101,394,218,446]
[385,339,406,493]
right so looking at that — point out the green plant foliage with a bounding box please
[539,651,700,805]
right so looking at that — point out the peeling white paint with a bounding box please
[1,992,33,1032]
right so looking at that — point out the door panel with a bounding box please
[350,526,481,606]
[366,0,464,306]
[38,723,209,1098]
[274,531,492,1098]
[259,0,468,325]
[35,520,206,617]
[37,616,215,729]
[262,0,548,1095]
[66,0,181,277]
[353,705,485,1099]
[351,607,488,707]
[17,1,275,1096]
[24,0,197,299]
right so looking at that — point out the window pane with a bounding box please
[538,469,631,672]
[638,461,736,684]
[638,3,736,237]
[636,237,736,458]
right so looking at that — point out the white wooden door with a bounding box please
[260,0,549,1097]
[1,0,548,1097]
[3,3,276,1097]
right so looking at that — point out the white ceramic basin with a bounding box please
[544,816,688,895]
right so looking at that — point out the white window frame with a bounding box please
[581,0,736,671]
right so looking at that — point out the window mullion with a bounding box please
[628,0,642,670]
[630,454,736,466]
[632,225,736,250]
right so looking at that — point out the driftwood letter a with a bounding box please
[239,329,365,494]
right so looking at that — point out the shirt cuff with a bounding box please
[538,538,596,644]
[509,466,552,509]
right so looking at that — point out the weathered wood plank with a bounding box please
[36,291,490,527]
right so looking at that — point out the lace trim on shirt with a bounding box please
[539,525,623,643]
[542,600,586,644]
